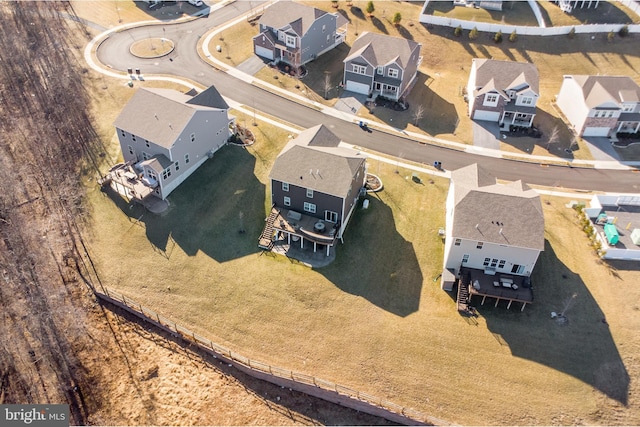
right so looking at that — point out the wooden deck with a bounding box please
[461,267,533,311]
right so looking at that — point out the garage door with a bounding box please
[473,110,501,122]
[345,80,370,95]
[582,127,610,137]
[255,45,274,61]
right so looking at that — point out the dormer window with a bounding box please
[520,96,533,105]
[377,66,383,75]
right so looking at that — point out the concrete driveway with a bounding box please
[335,91,367,114]
[472,121,501,150]
[236,55,267,76]
[581,137,621,162]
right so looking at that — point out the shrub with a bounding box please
[454,25,462,37]
[509,30,517,42]
[392,12,401,26]
[568,27,576,39]
[469,27,478,40]
[366,1,375,15]
[608,31,615,42]
[494,30,503,43]
[619,25,629,37]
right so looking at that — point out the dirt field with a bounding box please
[0,2,390,425]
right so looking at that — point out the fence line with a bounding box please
[96,287,451,426]
[420,0,640,35]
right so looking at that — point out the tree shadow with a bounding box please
[475,240,629,405]
[105,146,265,263]
[350,5,365,20]
[370,16,388,34]
[396,24,413,40]
[320,196,423,317]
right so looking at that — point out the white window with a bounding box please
[377,66,383,75]
[142,152,150,161]
[120,130,126,137]
[284,196,291,207]
[520,96,533,105]
[490,258,498,267]
[484,94,498,106]
[325,210,338,223]
[507,90,516,99]
[190,133,195,142]
[327,34,330,42]
[322,24,326,32]
[184,153,190,164]
[145,140,150,147]
[498,259,506,269]
[282,182,289,192]
[477,242,484,249]
[352,64,366,75]
[606,110,614,118]
[147,170,157,181]
[454,238,461,246]
[462,254,470,264]
[303,202,316,214]
[483,257,490,266]
[162,167,172,180]
[623,104,634,112]
[128,145,134,155]
[174,161,179,171]
[387,68,399,78]
[285,35,296,48]
[132,135,136,142]
[306,188,313,198]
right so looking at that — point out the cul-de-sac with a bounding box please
[2,0,640,425]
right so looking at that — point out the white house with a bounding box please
[441,164,544,310]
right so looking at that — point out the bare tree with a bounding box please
[546,125,560,151]
[323,72,332,100]
[412,104,425,127]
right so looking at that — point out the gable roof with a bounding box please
[113,87,227,149]
[344,32,420,69]
[259,2,327,36]
[187,85,228,110]
[451,164,544,251]
[270,125,366,198]
[471,59,539,99]
[566,75,640,108]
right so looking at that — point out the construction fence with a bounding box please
[97,287,450,427]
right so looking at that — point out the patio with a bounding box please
[460,267,534,311]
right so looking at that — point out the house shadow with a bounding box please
[133,1,205,21]
[475,240,629,405]
[105,146,265,263]
[320,196,423,317]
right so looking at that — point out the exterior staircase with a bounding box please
[258,209,279,250]
[456,272,471,313]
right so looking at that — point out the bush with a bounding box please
[469,27,478,40]
[366,1,375,15]
[454,25,462,37]
[619,25,629,37]
[392,12,401,26]
[494,30,503,43]
[608,31,615,42]
[568,27,576,39]
[509,30,517,42]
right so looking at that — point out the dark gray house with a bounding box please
[343,32,421,102]
[110,86,234,201]
[253,2,347,67]
[258,125,367,256]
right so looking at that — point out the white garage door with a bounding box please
[582,127,610,137]
[345,80,370,95]
[255,45,273,60]
[473,110,501,122]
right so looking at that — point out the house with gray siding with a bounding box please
[343,32,421,102]
[110,86,234,201]
[253,2,347,67]
[258,125,367,256]
[467,59,539,130]
[556,75,640,138]
[441,164,544,311]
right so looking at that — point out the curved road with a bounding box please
[96,2,640,193]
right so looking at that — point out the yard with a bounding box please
[424,0,539,26]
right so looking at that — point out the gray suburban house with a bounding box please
[258,125,367,256]
[343,32,421,102]
[253,1,347,67]
[467,58,540,130]
[109,86,234,201]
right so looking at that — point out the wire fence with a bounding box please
[96,287,451,427]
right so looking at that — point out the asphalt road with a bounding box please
[96,1,640,193]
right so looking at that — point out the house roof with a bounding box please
[565,75,640,108]
[113,87,227,149]
[270,125,366,198]
[186,85,229,110]
[344,32,420,69]
[451,164,545,251]
[471,59,539,99]
[259,2,328,36]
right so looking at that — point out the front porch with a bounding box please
[258,207,338,258]
[459,267,534,311]
[500,106,536,130]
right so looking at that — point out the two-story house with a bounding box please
[110,85,234,201]
[253,1,347,68]
[467,58,540,130]
[441,164,544,311]
[556,75,640,138]
[258,124,367,257]
[343,32,422,102]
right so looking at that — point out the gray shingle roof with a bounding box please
[113,87,226,149]
[471,59,539,98]
[567,75,640,108]
[259,2,327,35]
[451,164,544,251]
[344,32,420,69]
[270,125,366,198]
